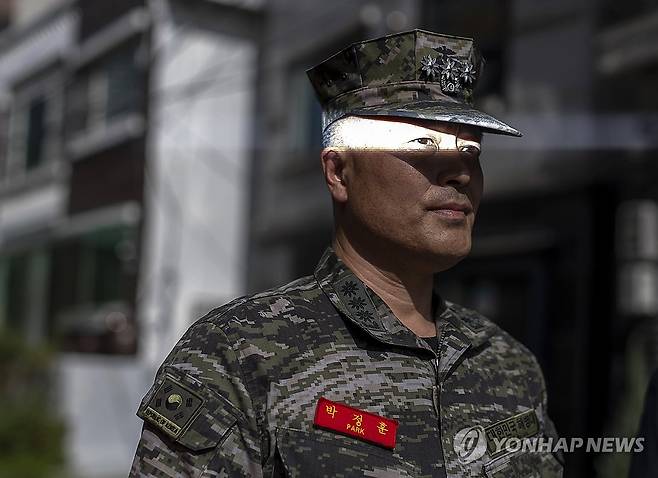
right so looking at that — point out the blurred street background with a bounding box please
[1,0,657,476]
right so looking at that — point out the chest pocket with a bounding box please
[482,447,563,478]
[273,427,419,478]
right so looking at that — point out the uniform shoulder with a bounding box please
[192,273,323,332]
[158,274,326,376]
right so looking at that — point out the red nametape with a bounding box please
[313,397,398,449]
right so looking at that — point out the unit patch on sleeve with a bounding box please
[139,374,205,439]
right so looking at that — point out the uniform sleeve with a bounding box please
[129,319,263,477]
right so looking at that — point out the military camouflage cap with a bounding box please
[306,29,521,137]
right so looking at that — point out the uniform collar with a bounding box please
[313,246,496,362]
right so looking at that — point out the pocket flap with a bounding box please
[482,446,563,478]
[276,427,418,477]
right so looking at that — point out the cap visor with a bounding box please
[350,100,522,137]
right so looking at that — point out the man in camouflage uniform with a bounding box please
[130,29,565,477]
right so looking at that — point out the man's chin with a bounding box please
[430,253,468,273]
[402,246,470,273]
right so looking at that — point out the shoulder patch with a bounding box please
[140,374,204,439]
[137,367,243,451]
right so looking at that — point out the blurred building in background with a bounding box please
[0,0,261,476]
[0,0,657,477]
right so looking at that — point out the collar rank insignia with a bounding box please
[313,397,398,449]
[139,374,204,439]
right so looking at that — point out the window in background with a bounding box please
[278,66,324,181]
[48,225,138,354]
[66,74,89,137]
[66,38,145,141]
[25,97,47,170]
[105,46,143,121]
[287,67,323,156]
[282,30,364,177]
[0,249,51,343]
[5,65,63,180]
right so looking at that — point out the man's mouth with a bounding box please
[428,201,472,216]
[430,209,467,220]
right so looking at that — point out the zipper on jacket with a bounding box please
[431,328,448,478]
[431,324,444,419]
[432,357,441,416]
[431,318,446,420]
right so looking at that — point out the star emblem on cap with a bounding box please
[460,62,476,85]
[420,54,442,81]
[440,57,460,82]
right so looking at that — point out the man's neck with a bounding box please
[332,232,437,338]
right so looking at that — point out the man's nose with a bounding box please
[435,152,472,187]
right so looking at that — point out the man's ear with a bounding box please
[321,148,349,203]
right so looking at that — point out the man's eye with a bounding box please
[459,145,481,156]
[410,137,437,147]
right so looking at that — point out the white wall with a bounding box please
[56,355,150,478]
[139,0,256,367]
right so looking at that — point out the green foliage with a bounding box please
[0,332,66,478]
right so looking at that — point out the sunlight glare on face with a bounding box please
[330,116,481,157]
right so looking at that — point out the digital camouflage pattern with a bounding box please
[306,29,521,137]
[130,247,564,477]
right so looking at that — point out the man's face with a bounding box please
[326,115,484,273]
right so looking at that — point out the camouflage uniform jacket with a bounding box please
[129,246,564,477]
